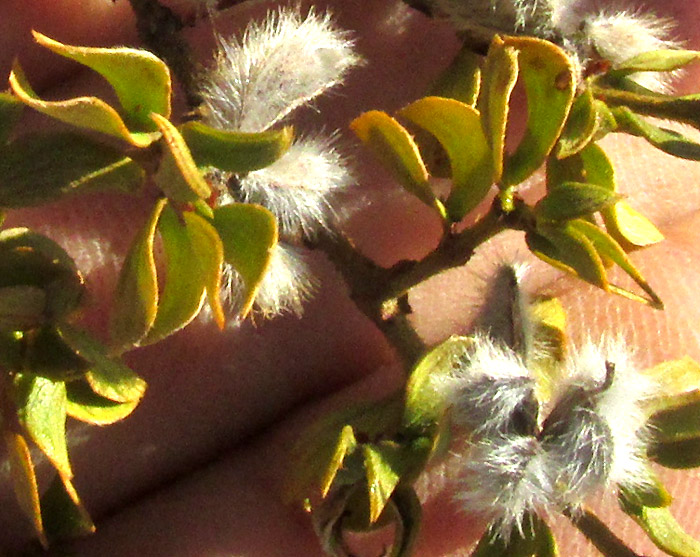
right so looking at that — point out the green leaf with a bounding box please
[110,199,165,352]
[0,91,24,145]
[525,296,567,402]
[13,373,71,480]
[9,62,156,147]
[152,113,211,203]
[399,96,493,222]
[0,228,84,322]
[621,499,700,557]
[478,36,519,184]
[351,110,447,218]
[643,357,700,415]
[568,219,663,308]
[403,335,471,437]
[212,203,278,318]
[0,132,145,208]
[557,88,598,158]
[613,49,700,75]
[0,286,47,330]
[535,182,619,222]
[471,513,558,557]
[23,325,89,381]
[143,204,206,344]
[428,44,482,106]
[33,31,171,131]
[4,430,47,549]
[181,121,294,173]
[619,473,673,509]
[66,380,140,425]
[363,443,403,523]
[613,106,700,160]
[649,399,700,444]
[501,37,575,187]
[59,323,146,403]
[40,474,95,544]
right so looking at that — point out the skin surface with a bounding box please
[2,0,700,555]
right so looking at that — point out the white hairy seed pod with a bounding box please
[237,134,353,239]
[199,8,361,132]
[221,243,317,319]
[539,338,655,507]
[456,434,554,539]
[437,334,539,437]
[582,10,681,92]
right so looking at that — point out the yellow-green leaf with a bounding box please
[212,203,277,318]
[619,472,673,509]
[351,110,446,218]
[428,44,481,106]
[4,430,47,549]
[478,36,519,184]
[0,132,145,208]
[502,37,575,187]
[9,62,156,147]
[650,438,700,469]
[151,113,211,203]
[23,325,90,381]
[13,374,71,481]
[181,121,293,173]
[404,335,471,436]
[526,296,567,403]
[110,199,165,352]
[535,182,619,222]
[59,323,146,403]
[471,513,558,557]
[183,211,225,330]
[143,203,206,344]
[644,357,700,414]
[621,499,700,557]
[557,88,598,159]
[613,49,700,74]
[399,96,493,222]
[363,443,402,523]
[605,201,665,248]
[66,380,140,425]
[569,219,663,308]
[33,31,171,131]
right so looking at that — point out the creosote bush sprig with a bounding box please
[3,0,700,555]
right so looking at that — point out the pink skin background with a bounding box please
[2,0,700,555]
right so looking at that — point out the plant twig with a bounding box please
[567,508,645,557]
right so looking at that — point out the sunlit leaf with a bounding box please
[399,96,493,221]
[568,219,663,308]
[643,357,700,415]
[428,44,481,106]
[151,113,211,203]
[181,121,293,173]
[557,88,598,159]
[620,497,700,557]
[33,31,171,131]
[66,380,140,425]
[110,199,165,352]
[0,132,145,208]
[9,62,156,147]
[0,91,24,145]
[404,335,471,436]
[478,36,518,183]
[212,203,277,318]
[613,49,700,74]
[13,373,71,481]
[363,443,403,523]
[40,475,95,543]
[613,106,700,160]
[59,323,146,403]
[502,37,575,186]
[619,472,673,509]
[184,211,225,329]
[351,110,446,218]
[535,182,618,222]
[4,430,47,549]
[143,203,206,344]
[525,296,567,402]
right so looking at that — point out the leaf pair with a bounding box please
[110,199,278,352]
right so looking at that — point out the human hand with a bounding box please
[1,1,700,555]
